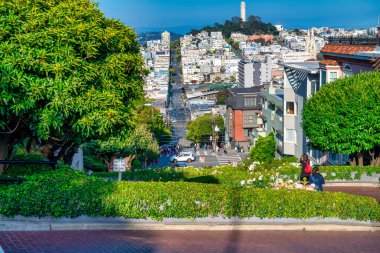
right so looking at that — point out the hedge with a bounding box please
[1,168,379,221]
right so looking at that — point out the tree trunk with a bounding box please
[0,134,11,175]
[349,153,358,166]
[369,147,380,166]
[125,155,135,171]
[358,153,364,167]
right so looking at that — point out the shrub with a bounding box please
[0,168,379,221]
[249,132,276,162]
[3,153,53,177]
[83,155,107,172]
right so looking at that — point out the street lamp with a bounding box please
[213,125,219,153]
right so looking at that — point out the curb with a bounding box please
[50,223,380,232]
[1,216,379,232]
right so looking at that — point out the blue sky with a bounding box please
[97,0,380,33]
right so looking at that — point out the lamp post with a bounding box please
[211,109,219,153]
[213,125,219,153]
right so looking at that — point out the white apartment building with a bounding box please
[280,52,316,62]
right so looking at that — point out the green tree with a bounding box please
[186,114,224,143]
[84,125,159,172]
[302,72,380,166]
[216,89,230,105]
[249,132,276,162]
[0,0,145,172]
[136,105,172,146]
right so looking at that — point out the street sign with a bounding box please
[113,159,126,172]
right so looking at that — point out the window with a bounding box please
[329,71,338,82]
[244,97,256,106]
[244,128,253,137]
[310,80,320,95]
[285,129,296,143]
[286,102,295,115]
[244,115,255,124]
[343,64,353,77]
[321,70,327,85]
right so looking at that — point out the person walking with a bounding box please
[299,154,312,182]
[309,167,325,191]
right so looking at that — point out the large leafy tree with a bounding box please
[0,0,145,172]
[186,114,224,143]
[84,125,159,172]
[303,72,380,166]
[249,132,276,162]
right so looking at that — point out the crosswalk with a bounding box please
[216,154,241,165]
[195,150,242,165]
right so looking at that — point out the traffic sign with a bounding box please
[113,159,126,172]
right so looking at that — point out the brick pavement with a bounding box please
[1,230,380,253]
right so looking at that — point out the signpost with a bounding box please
[113,158,126,182]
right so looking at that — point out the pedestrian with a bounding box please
[224,148,227,155]
[309,167,325,191]
[299,154,312,182]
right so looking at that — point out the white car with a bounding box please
[170,152,196,163]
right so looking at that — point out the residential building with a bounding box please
[279,36,380,164]
[161,31,170,47]
[259,85,284,157]
[280,61,320,160]
[238,56,272,87]
[226,87,263,148]
[238,60,254,87]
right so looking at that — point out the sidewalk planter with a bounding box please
[0,168,379,222]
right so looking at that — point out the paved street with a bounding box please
[1,230,379,253]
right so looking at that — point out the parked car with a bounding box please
[170,152,195,163]
[171,162,187,168]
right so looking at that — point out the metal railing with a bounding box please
[327,36,380,45]
[0,160,57,183]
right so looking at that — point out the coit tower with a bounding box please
[241,1,246,22]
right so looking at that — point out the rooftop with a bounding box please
[319,60,339,66]
[321,44,377,56]
[279,62,320,74]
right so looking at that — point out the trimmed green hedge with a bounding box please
[2,154,53,178]
[1,168,379,221]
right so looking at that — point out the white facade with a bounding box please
[161,31,170,47]
[240,1,246,22]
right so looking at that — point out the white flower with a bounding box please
[252,178,256,182]
[258,175,263,181]
[240,180,246,186]
[159,205,164,211]
[288,180,293,183]
[194,200,200,205]
[247,180,253,184]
